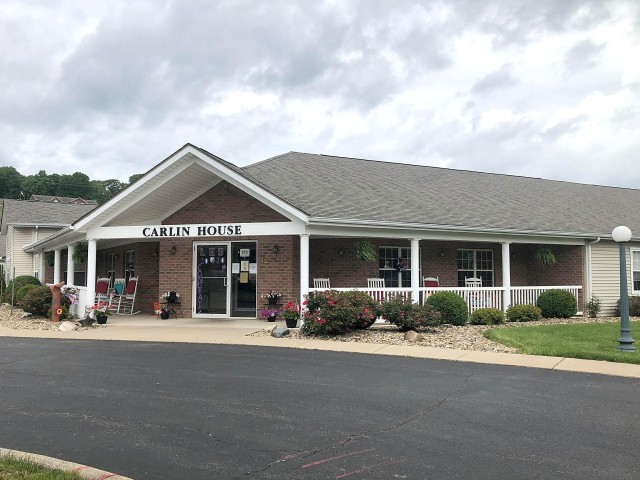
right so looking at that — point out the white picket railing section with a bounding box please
[510,286,582,311]
[309,285,582,315]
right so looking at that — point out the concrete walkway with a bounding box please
[1,314,639,378]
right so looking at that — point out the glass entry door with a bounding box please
[194,242,257,318]
[195,244,228,316]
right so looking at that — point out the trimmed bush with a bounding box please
[2,275,41,305]
[536,289,577,318]
[401,303,441,331]
[18,286,52,317]
[424,291,468,325]
[341,290,378,329]
[379,297,441,332]
[469,308,505,325]
[506,304,542,322]
[614,296,640,317]
[378,296,414,329]
[15,284,39,306]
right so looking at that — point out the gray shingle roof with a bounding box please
[244,152,640,237]
[0,199,97,235]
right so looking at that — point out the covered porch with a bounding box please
[306,237,584,315]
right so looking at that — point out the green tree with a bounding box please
[58,172,91,198]
[20,170,58,197]
[0,166,24,199]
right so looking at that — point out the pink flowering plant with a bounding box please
[85,301,112,316]
[301,291,356,336]
[260,308,279,320]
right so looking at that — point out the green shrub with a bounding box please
[403,303,441,331]
[614,296,640,317]
[2,275,41,304]
[378,296,414,328]
[340,290,378,329]
[15,284,39,305]
[536,289,577,318]
[469,308,505,325]
[424,291,468,325]
[506,304,542,322]
[18,286,53,317]
[585,296,601,318]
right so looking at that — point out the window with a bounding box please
[632,249,640,293]
[378,246,419,287]
[107,253,116,286]
[124,250,135,283]
[457,249,493,286]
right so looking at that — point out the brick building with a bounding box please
[25,144,640,318]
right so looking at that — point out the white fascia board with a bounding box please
[72,145,308,232]
[306,221,587,245]
[188,151,308,222]
[23,227,84,253]
[88,221,306,240]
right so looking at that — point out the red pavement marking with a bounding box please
[94,474,116,479]
[73,465,90,471]
[335,458,403,478]
[300,448,376,469]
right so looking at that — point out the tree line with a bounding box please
[0,166,143,204]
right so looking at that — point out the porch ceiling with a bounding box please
[98,159,221,228]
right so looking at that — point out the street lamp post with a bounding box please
[612,226,635,352]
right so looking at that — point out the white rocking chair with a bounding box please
[313,278,331,289]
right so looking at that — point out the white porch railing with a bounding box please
[309,285,582,315]
[69,286,88,318]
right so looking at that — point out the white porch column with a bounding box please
[300,234,310,309]
[85,239,97,314]
[66,244,75,286]
[53,249,62,284]
[38,250,46,282]
[411,238,420,304]
[502,242,511,313]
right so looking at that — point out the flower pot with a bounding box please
[160,311,170,320]
[285,318,298,328]
[267,315,277,322]
[96,314,108,325]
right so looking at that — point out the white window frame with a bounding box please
[457,248,494,287]
[107,253,116,286]
[631,248,640,294]
[378,246,421,288]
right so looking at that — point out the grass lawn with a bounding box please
[0,455,82,480]
[484,320,640,364]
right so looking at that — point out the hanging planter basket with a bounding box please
[535,247,557,265]
[355,240,377,262]
[72,242,88,264]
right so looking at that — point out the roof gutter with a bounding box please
[308,216,612,240]
[23,225,76,253]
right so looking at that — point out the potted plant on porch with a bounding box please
[260,308,279,322]
[85,302,112,324]
[279,301,300,328]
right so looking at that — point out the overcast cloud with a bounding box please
[1,0,639,188]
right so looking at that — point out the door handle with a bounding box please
[224,277,228,287]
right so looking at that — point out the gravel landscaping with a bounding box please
[1,302,624,353]
[251,316,623,353]
[0,304,106,331]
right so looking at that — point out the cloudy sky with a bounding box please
[1,0,639,188]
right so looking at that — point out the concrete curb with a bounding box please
[0,448,133,480]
